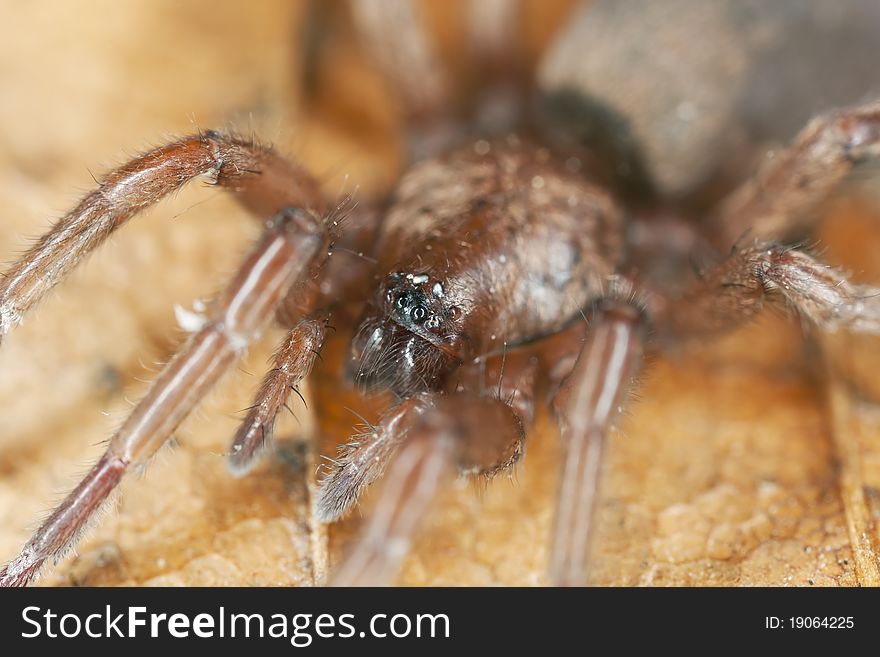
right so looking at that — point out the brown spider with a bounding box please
[2,0,880,587]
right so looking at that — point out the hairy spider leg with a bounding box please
[0,209,328,587]
[711,101,880,247]
[548,299,645,586]
[349,0,450,127]
[656,242,880,340]
[0,131,323,342]
[324,392,528,587]
[228,318,327,476]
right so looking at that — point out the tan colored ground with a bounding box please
[0,1,878,586]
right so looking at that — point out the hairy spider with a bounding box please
[2,0,880,587]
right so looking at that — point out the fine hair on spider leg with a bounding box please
[0,131,324,343]
[227,317,328,477]
[10,455,126,588]
[657,240,880,341]
[756,244,880,332]
[0,208,330,587]
[320,334,540,528]
[325,392,525,587]
[315,394,433,523]
[711,101,880,246]
[549,298,646,586]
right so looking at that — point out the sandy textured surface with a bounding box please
[0,1,878,587]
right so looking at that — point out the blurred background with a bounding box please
[0,0,878,586]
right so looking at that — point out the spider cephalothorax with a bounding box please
[351,137,622,397]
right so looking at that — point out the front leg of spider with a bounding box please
[549,299,645,586]
[325,393,526,587]
[320,349,536,587]
[228,318,328,476]
[0,132,322,342]
[0,209,330,587]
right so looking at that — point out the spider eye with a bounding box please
[411,304,428,323]
[395,294,408,309]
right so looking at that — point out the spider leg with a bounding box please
[548,299,645,586]
[227,317,327,476]
[324,395,458,587]
[324,392,527,587]
[0,131,322,343]
[466,0,533,136]
[656,241,880,340]
[711,100,880,247]
[228,199,382,480]
[316,395,431,524]
[466,0,520,75]
[0,209,327,587]
[349,0,449,126]
[318,351,537,586]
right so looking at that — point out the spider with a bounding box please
[2,0,880,587]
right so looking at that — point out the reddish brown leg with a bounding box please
[319,349,536,586]
[655,241,880,341]
[316,395,431,524]
[349,0,449,125]
[711,100,880,246]
[228,318,327,476]
[349,0,464,160]
[549,300,645,586]
[317,346,537,522]
[0,131,323,342]
[466,0,531,135]
[0,209,327,587]
[467,0,520,73]
[327,420,456,587]
[324,392,526,587]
